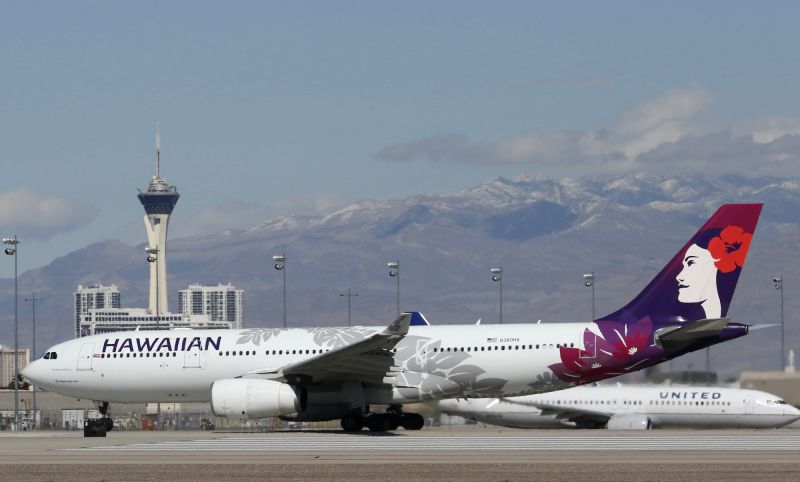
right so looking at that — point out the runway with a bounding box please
[3,429,800,481]
[69,433,800,452]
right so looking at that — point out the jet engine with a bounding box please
[211,379,306,419]
[606,414,652,430]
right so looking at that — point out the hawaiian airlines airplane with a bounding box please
[431,385,800,429]
[23,204,762,432]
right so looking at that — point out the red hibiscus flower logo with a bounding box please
[708,226,753,273]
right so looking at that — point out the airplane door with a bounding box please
[77,343,95,371]
[744,395,755,414]
[183,348,203,368]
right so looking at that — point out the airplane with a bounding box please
[22,203,763,432]
[430,384,800,429]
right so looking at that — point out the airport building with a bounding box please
[0,345,29,387]
[178,283,244,329]
[74,284,121,337]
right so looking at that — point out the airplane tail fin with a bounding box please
[408,311,431,326]
[603,203,762,325]
[549,204,761,386]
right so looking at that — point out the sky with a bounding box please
[2,0,800,270]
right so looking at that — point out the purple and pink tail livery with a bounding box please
[604,203,763,324]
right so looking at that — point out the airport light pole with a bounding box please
[340,289,358,326]
[273,254,286,328]
[3,236,20,431]
[774,275,784,370]
[24,293,38,430]
[387,261,400,317]
[491,267,503,324]
[583,272,595,321]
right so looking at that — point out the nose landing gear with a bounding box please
[95,401,114,432]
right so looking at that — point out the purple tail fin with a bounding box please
[603,203,763,324]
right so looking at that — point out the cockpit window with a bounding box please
[43,352,50,359]
[52,352,57,359]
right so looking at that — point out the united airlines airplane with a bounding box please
[432,385,800,429]
[23,204,762,432]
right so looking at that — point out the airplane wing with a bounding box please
[531,401,612,426]
[244,313,411,385]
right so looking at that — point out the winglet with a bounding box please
[385,313,412,336]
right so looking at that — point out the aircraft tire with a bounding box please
[104,417,114,432]
[366,414,392,432]
[401,413,424,430]
[340,413,364,432]
[387,414,401,431]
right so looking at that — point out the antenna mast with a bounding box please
[156,123,161,178]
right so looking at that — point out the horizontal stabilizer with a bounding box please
[654,317,730,352]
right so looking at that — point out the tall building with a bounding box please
[0,345,29,387]
[137,129,179,315]
[178,283,244,329]
[74,284,121,338]
[77,308,231,336]
[73,133,239,338]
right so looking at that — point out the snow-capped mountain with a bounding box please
[1,173,798,379]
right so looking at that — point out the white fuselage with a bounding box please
[24,323,589,404]
[434,385,800,429]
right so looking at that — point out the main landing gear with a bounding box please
[340,405,425,432]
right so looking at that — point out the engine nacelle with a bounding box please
[606,414,652,430]
[211,379,305,419]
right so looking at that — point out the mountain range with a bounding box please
[1,173,798,380]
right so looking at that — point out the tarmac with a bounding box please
[1,427,800,481]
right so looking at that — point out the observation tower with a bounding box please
[137,129,179,315]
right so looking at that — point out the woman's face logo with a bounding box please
[676,244,719,305]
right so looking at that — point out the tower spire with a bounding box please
[156,123,161,178]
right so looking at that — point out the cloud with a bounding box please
[171,194,350,238]
[373,84,800,176]
[0,187,98,240]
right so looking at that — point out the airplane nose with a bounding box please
[21,360,43,385]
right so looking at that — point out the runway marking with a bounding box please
[68,434,800,452]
